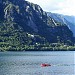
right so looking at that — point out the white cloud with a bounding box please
[26,0,75,16]
[26,0,61,10]
[52,0,75,16]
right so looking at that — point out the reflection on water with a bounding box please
[0,51,75,75]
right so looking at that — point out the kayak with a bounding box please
[41,63,51,67]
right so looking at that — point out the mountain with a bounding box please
[64,15,75,25]
[0,0,74,51]
[47,12,75,37]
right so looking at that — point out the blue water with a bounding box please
[0,51,75,75]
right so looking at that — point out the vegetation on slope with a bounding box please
[0,0,75,51]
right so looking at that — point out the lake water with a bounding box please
[0,51,75,75]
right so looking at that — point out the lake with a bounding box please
[0,51,75,75]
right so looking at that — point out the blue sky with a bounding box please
[26,0,75,16]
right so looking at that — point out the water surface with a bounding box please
[0,51,75,75]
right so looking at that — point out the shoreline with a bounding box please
[0,49,75,52]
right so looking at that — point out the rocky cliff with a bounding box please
[0,0,74,51]
[47,12,75,37]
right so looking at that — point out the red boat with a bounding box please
[41,63,51,67]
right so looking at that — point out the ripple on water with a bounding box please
[0,51,75,75]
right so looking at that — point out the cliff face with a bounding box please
[0,0,74,51]
[47,12,75,37]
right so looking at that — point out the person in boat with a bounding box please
[41,63,51,67]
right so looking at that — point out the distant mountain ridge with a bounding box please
[0,0,75,51]
[47,12,75,37]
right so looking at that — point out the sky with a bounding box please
[26,0,75,16]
